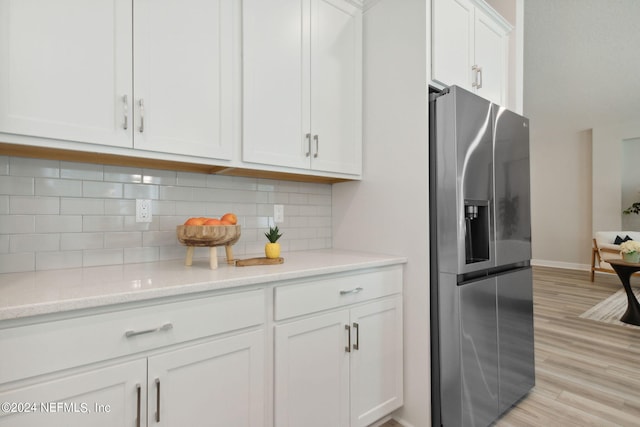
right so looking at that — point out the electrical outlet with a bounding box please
[136,199,152,223]
[274,204,284,223]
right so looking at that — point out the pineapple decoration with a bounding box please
[264,226,283,259]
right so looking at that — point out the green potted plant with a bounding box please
[264,226,283,259]
[620,240,640,263]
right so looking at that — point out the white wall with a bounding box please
[621,138,640,230]
[332,0,430,425]
[528,126,592,270]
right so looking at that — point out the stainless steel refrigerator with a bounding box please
[429,86,535,427]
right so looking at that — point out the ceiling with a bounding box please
[523,0,640,132]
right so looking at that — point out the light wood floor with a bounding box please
[383,267,640,427]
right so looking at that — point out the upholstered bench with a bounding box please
[591,231,640,281]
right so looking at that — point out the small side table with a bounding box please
[607,258,640,326]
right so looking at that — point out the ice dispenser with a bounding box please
[464,200,490,264]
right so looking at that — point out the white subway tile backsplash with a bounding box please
[0,196,8,214]
[61,198,104,215]
[0,156,9,175]
[0,176,34,195]
[36,178,82,197]
[10,234,60,253]
[36,251,82,271]
[0,215,35,234]
[83,181,123,198]
[124,247,159,264]
[0,252,35,273]
[104,166,142,183]
[83,216,124,232]
[10,196,59,215]
[104,199,135,215]
[83,248,124,267]
[177,172,207,187]
[36,215,82,233]
[1,157,332,272]
[60,233,104,250]
[105,232,142,248]
[10,157,59,178]
[124,184,159,200]
[142,169,176,185]
[61,162,103,181]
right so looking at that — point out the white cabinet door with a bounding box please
[431,0,509,105]
[350,297,403,427]
[474,8,507,106]
[0,0,132,147]
[148,330,265,427]
[274,310,350,427]
[242,0,362,175]
[133,0,235,160]
[0,360,146,427]
[431,0,474,91]
[310,0,362,174]
[242,0,310,170]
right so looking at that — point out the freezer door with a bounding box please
[493,106,531,265]
[497,267,535,413]
[459,276,499,427]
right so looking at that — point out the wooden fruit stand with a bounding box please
[176,225,241,269]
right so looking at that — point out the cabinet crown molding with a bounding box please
[471,0,514,32]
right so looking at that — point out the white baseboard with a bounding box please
[531,259,590,272]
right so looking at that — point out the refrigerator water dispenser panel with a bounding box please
[464,200,490,264]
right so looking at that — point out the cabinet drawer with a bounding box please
[274,266,402,321]
[0,288,265,384]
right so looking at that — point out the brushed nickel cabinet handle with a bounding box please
[123,95,129,130]
[135,383,141,427]
[472,65,479,87]
[125,322,173,338]
[139,99,145,133]
[305,133,311,157]
[339,287,363,296]
[476,66,483,89]
[155,378,161,422]
[353,322,359,350]
[345,324,351,353]
[313,134,319,158]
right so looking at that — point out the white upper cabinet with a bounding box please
[0,0,132,148]
[0,0,235,160]
[432,0,511,105]
[133,0,235,159]
[242,0,362,176]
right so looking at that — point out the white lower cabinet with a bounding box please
[0,288,266,427]
[148,330,264,427]
[274,267,404,427]
[0,360,146,427]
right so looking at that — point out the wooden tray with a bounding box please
[176,225,241,269]
[235,257,284,267]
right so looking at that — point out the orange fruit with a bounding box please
[204,218,222,226]
[220,219,232,225]
[221,213,237,225]
[184,217,207,226]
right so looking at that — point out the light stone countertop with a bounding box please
[0,249,406,321]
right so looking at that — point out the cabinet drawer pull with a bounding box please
[135,383,141,427]
[353,322,359,350]
[313,134,319,158]
[138,99,145,133]
[305,133,311,157]
[155,378,161,422]
[123,95,129,130]
[345,324,351,353]
[125,322,173,338]
[339,287,363,296]
[472,65,483,89]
